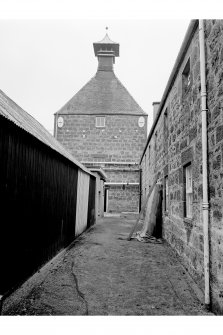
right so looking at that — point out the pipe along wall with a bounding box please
[0,115,96,295]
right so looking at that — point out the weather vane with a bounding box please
[106,26,108,31]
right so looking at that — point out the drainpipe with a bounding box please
[199,19,210,310]
[139,168,142,212]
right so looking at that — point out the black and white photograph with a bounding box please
[0,0,222,333]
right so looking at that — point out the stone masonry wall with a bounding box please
[56,114,147,163]
[108,185,139,213]
[56,114,146,213]
[141,24,205,300]
[141,20,223,314]
[105,167,139,212]
[105,169,139,183]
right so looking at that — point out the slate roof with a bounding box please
[0,89,91,175]
[56,70,146,116]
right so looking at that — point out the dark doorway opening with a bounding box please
[104,188,108,212]
[153,188,163,239]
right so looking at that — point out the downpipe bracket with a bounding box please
[202,202,210,210]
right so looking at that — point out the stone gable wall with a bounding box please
[56,114,147,163]
[141,20,223,314]
[56,114,147,213]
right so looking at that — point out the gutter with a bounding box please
[139,19,199,164]
[199,19,210,310]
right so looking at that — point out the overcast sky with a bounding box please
[0,1,220,140]
[0,19,190,134]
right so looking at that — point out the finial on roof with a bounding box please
[93,31,119,58]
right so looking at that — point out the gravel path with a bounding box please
[2,215,212,315]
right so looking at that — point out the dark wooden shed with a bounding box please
[0,90,96,295]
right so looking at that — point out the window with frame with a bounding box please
[96,116,105,128]
[184,163,193,219]
[164,176,169,212]
[164,108,168,153]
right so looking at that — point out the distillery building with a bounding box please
[54,32,147,213]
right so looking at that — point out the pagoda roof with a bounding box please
[96,33,117,44]
[56,71,146,116]
[93,33,119,57]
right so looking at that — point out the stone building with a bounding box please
[140,20,223,314]
[54,32,147,213]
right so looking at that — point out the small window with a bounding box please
[164,108,168,153]
[164,176,169,212]
[154,132,158,162]
[182,59,191,97]
[96,116,105,128]
[183,163,193,218]
[164,108,168,136]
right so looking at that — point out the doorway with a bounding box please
[104,188,108,212]
[153,188,163,238]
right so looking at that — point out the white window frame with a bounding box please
[185,164,193,219]
[96,116,105,128]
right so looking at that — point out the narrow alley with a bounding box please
[2,215,212,316]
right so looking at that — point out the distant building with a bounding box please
[140,20,223,315]
[54,32,147,213]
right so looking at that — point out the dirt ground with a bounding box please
[2,214,213,315]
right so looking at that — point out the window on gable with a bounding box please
[96,116,105,128]
[182,59,191,97]
[183,163,193,219]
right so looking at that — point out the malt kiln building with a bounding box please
[54,32,147,213]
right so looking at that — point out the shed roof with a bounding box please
[56,70,146,116]
[0,89,92,175]
[89,168,107,181]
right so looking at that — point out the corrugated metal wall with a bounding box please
[0,116,96,295]
[75,170,90,236]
